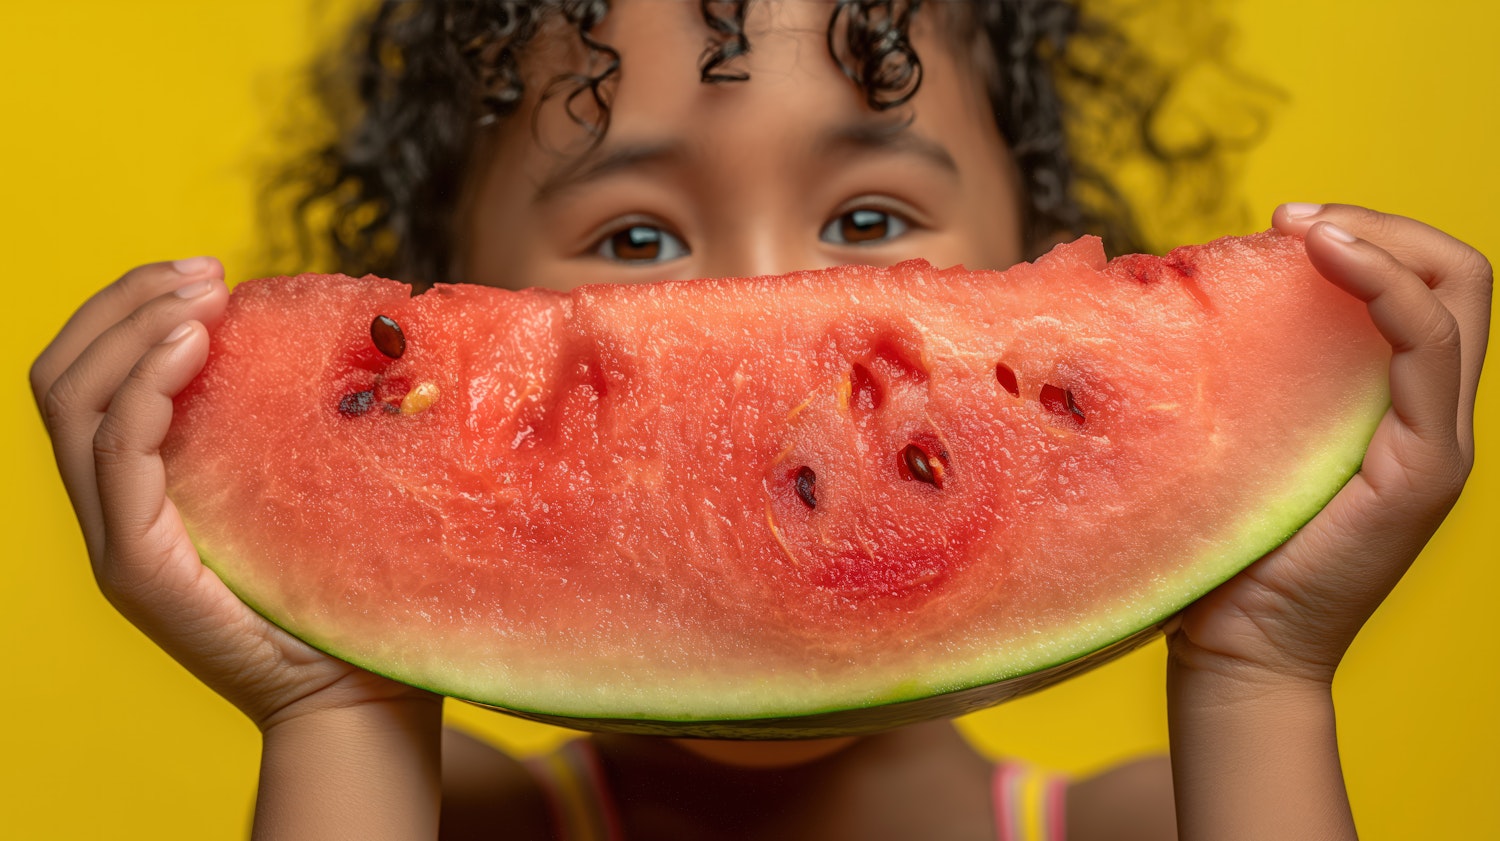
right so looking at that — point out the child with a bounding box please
[28,2,1490,839]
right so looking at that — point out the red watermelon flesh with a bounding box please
[162,232,1388,737]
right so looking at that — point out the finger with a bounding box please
[43,277,228,552]
[1301,221,1463,453]
[1273,203,1487,292]
[91,321,211,592]
[45,274,228,431]
[30,257,223,416]
[1273,203,1491,426]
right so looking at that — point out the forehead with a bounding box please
[496,0,986,157]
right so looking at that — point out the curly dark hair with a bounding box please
[264,0,1269,287]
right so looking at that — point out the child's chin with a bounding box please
[668,735,861,768]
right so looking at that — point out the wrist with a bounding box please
[259,689,442,735]
[1166,648,1334,709]
[260,694,443,749]
[1163,611,1340,698]
[1167,657,1335,729]
[247,665,440,734]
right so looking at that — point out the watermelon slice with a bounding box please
[162,232,1388,738]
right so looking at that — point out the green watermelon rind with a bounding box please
[187,384,1385,739]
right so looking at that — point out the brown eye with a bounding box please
[822,208,909,246]
[598,225,688,264]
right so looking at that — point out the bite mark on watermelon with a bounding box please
[162,231,1389,737]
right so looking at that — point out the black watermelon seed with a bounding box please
[371,315,406,359]
[901,443,945,488]
[338,390,376,417]
[794,466,817,509]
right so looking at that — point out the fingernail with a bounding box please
[162,322,193,344]
[1322,222,1359,244]
[174,278,215,298]
[1283,202,1323,218]
[172,256,217,276]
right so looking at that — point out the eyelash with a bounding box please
[591,221,691,264]
[820,205,913,247]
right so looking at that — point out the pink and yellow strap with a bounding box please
[993,761,1070,841]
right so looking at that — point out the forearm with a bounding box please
[1167,666,1355,841]
[253,698,443,841]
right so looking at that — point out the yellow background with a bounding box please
[3,2,1495,838]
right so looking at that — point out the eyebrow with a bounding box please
[530,118,959,203]
[816,119,960,177]
[533,140,687,202]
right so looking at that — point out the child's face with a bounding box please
[460,0,1027,291]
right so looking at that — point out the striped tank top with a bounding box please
[523,739,1069,841]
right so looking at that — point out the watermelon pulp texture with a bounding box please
[162,232,1388,738]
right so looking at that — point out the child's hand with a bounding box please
[30,260,437,731]
[1167,204,1492,691]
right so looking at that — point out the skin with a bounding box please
[459,2,1024,289]
[28,1,1491,839]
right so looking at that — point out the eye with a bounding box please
[820,208,911,247]
[594,224,690,264]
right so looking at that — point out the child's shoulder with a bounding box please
[1066,755,1176,841]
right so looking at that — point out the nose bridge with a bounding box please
[742,221,815,280]
[701,191,826,280]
